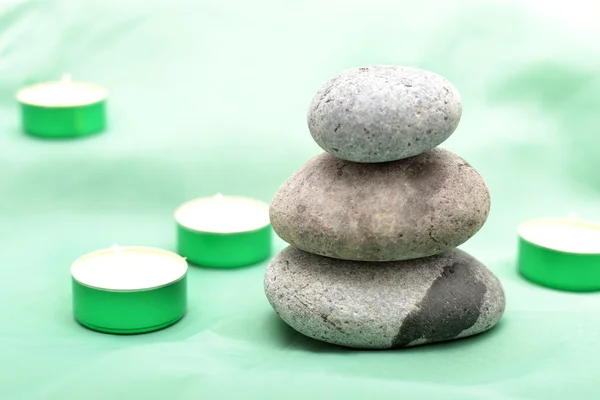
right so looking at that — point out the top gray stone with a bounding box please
[307,65,462,163]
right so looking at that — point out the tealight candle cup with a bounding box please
[518,217,600,292]
[175,194,272,268]
[16,74,107,138]
[71,246,188,334]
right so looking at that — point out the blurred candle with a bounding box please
[518,217,600,292]
[16,73,107,138]
[175,193,272,268]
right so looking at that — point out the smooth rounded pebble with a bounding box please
[307,65,462,163]
[270,148,490,262]
[264,246,505,349]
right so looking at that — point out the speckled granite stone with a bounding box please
[307,65,462,163]
[269,148,490,261]
[264,246,505,349]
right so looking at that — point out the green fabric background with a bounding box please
[1,0,600,398]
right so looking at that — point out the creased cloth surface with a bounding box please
[1,0,600,398]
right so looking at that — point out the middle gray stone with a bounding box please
[270,148,490,261]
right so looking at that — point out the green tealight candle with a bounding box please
[71,245,188,334]
[16,74,107,138]
[175,194,272,268]
[518,217,600,292]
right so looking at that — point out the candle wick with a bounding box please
[111,244,133,269]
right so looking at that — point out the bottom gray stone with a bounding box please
[264,246,505,349]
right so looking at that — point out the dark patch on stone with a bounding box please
[404,154,446,194]
[334,124,341,132]
[314,82,335,110]
[427,225,440,243]
[391,261,486,348]
[320,313,344,331]
[336,163,349,177]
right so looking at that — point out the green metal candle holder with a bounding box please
[71,246,188,334]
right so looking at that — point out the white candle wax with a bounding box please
[175,193,270,234]
[71,246,187,291]
[17,74,107,107]
[519,218,600,254]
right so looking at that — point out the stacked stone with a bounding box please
[264,66,505,349]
